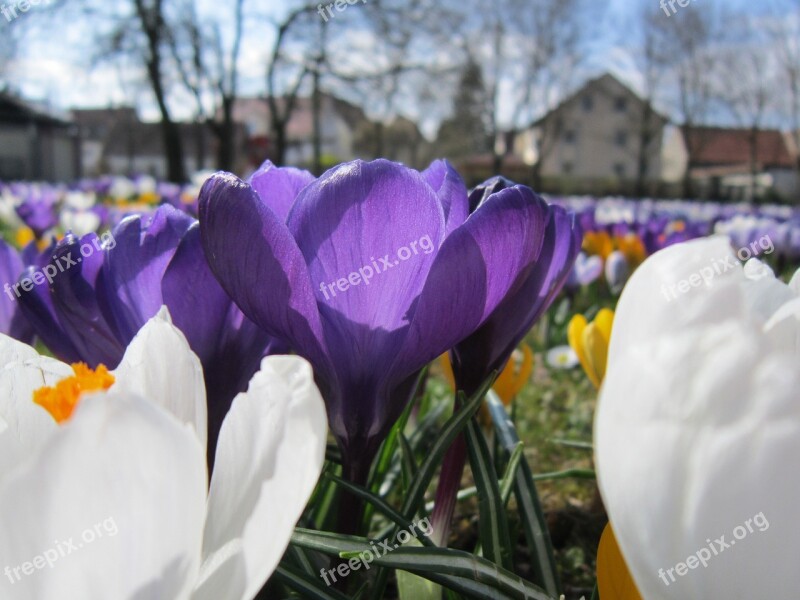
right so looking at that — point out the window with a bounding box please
[582,95,593,111]
[615,96,628,112]
[615,130,628,147]
[613,163,626,178]
[562,161,574,175]
[563,130,577,144]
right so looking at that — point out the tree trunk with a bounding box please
[217,96,235,172]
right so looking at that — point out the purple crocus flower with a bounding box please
[0,239,34,343]
[16,205,281,462]
[451,177,582,395]
[15,188,58,238]
[199,159,550,483]
[565,252,603,290]
[430,176,580,551]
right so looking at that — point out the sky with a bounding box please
[0,0,783,134]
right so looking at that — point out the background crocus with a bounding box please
[449,177,582,395]
[16,205,281,461]
[432,176,580,551]
[200,158,550,485]
[595,236,800,599]
[0,239,33,344]
[0,310,327,600]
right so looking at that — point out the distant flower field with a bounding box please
[0,161,797,599]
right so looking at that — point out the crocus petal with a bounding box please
[394,186,549,385]
[111,307,207,451]
[16,264,84,363]
[248,160,315,223]
[199,173,332,383]
[99,205,195,342]
[0,240,33,343]
[49,233,125,367]
[422,159,469,234]
[195,356,326,600]
[596,323,800,599]
[568,315,597,387]
[596,523,643,600]
[287,160,445,422]
[0,332,38,365]
[0,356,71,466]
[0,392,207,600]
[450,204,581,392]
[607,237,746,365]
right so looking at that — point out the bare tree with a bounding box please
[168,0,246,172]
[653,5,723,197]
[715,19,775,200]
[770,0,800,176]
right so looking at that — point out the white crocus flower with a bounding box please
[595,236,800,599]
[0,307,327,600]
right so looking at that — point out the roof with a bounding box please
[0,91,73,127]
[531,72,669,127]
[231,93,370,139]
[686,127,795,169]
[102,120,228,157]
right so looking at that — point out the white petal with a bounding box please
[609,236,747,364]
[0,392,207,600]
[596,323,800,599]
[0,357,73,475]
[194,356,327,600]
[0,334,38,367]
[111,306,207,450]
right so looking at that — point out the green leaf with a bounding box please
[401,373,497,518]
[532,468,595,481]
[464,414,513,570]
[499,442,525,505]
[397,539,442,600]
[549,438,594,451]
[486,391,562,597]
[272,564,352,600]
[338,546,556,600]
[322,472,435,548]
[398,432,417,492]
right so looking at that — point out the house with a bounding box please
[0,92,80,181]
[73,107,138,176]
[73,107,237,179]
[498,73,669,191]
[230,94,371,168]
[662,126,799,200]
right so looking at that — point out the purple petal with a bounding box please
[162,223,281,464]
[249,159,315,222]
[199,172,333,383]
[287,160,445,425]
[16,265,82,362]
[451,204,582,393]
[391,185,549,393]
[98,205,195,342]
[422,160,469,234]
[0,240,33,343]
[49,233,125,367]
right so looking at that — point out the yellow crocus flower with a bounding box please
[568,308,614,388]
[597,523,644,600]
[439,345,533,406]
